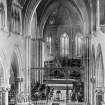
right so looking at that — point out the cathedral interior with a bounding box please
[0,0,105,105]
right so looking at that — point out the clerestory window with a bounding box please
[60,33,69,56]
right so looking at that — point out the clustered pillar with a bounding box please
[32,39,43,84]
[26,36,31,103]
[0,87,9,105]
[96,0,100,31]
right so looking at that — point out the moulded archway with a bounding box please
[8,48,24,104]
[0,62,4,87]
[24,0,89,37]
[9,47,24,78]
[95,44,104,105]
[0,49,8,86]
[96,44,104,88]
[0,62,5,105]
[9,52,19,104]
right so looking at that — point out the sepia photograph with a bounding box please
[0,0,104,105]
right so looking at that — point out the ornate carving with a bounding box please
[90,78,95,83]
[15,77,23,82]
[1,87,10,92]
[16,92,29,103]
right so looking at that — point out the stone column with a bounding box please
[26,36,31,103]
[4,90,8,105]
[19,8,22,35]
[2,87,9,105]
[4,0,8,31]
[16,77,24,94]
[96,0,100,31]
[84,36,91,105]
[90,77,95,105]
[90,0,93,34]
[32,39,43,84]
[102,92,105,105]
[0,2,2,29]
[39,39,43,84]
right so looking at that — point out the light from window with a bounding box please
[60,33,69,56]
[75,33,82,57]
[46,36,52,55]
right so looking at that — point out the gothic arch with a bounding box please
[75,33,83,57]
[0,2,5,29]
[10,52,19,77]
[51,69,66,78]
[0,49,7,69]
[39,2,60,38]
[0,61,5,87]
[96,44,104,88]
[10,47,23,77]
[9,47,24,102]
[9,52,19,103]
[0,49,7,85]
[24,0,89,37]
[24,0,41,35]
[39,1,85,38]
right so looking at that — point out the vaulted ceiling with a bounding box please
[7,0,105,33]
[21,0,96,33]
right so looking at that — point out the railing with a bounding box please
[31,101,85,105]
[32,101,47,105]
[17,102,30,105]
[67,102,85,105]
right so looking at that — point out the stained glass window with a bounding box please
[60,33,69,56]
[75,33,82,57]
[46,36,52,55]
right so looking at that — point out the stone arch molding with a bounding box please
[24,0,89,37]
[24,0,41,35]
[96,44,104,88]
[9,46,24,80]
[0,49,8,86]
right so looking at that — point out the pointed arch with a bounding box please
[24,0,89,36]
[60,32,69,56]
[0,62,4,86]
[9,52,20,103]
[10,52,19,77]
[0,2,5,29]
[0,49,8,86]
[50,69,65,78]
[75,33,83,57]
[96,44,104,88]
[9,46,24,85]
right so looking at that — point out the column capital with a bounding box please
[90,77,95,83]
[95,87,105,93]
[25,35,31,39]
[1,87,10,92]
[16,92,29,103]
[15,77,24,82]
[31,37,43,41]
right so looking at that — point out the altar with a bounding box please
[44,79,84,105]
[43,57,84,105]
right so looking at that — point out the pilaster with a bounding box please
[96,0,100,31]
